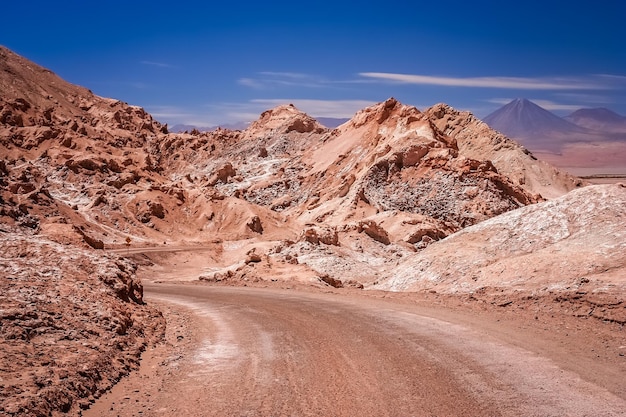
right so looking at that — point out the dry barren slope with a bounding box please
[426,103,584,199]
[375,184,626,300]
[0,231,164,416]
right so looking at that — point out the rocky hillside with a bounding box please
[426,103,584,199]
[135,97,568,286]
[375,184,626,295]
[0,46,588,287]
[0,230,165,416]
[0,46,168,416]
[1,45,582,255]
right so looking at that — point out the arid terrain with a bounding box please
[1,46,625,416]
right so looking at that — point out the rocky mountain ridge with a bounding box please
[1,45,585,288]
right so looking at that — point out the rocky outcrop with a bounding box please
[375,184,626,295]
[357,220,391,245]
[243,104,326,137]
[300,226,339,246]
[425,103,583,199]
[245,248,263,264]
[0,231,164,416]
[246,215,263,234]
[208,163,236,186]
[73,225,105,249]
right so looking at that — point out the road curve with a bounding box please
[89,284,626,416]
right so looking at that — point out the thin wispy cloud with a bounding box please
[140,61,175,68]
[238,72,329,90]
[554,93,613,105]
[359,72,609,90]
[594,74,626,83]
[258,72,311,79]
[238,78,264,89]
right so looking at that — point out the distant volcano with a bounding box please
[485,98,585,137]
[565,108,626,133]
[483,99,589,151]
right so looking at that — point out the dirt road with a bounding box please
[85,284,626,416]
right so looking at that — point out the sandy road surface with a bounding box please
[85,284,626,417]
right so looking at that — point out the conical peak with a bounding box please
[348,98,423,129]
[425,103,464,120]
[254,103,311,124]
[506,98,541,111]
[245,103,325,135]
[259,103,300,117]
[484,98,585,141]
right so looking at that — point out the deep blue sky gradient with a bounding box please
[2,1,625,125]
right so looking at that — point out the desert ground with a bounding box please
[79,243,626,417]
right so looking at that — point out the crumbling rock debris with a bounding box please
[319,273,343,288]
[301,226,339,246]
[199,270,234,282]
[107,172,139,189]
[245,248,263,264]
[148,201,165,219]
[0,231,164,416]
[73,225,105,249]
[136,201,166,223]
[208,163,236,186]
[344,279,365,289]
[405,226,448,247]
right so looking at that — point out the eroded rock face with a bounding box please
[301,226,339,246]
[246,216,263,234]
[208,163,236,186]
[425,103,583,199]
[357,220,391,245]
[0,231,164,416]
[375,184,626,296]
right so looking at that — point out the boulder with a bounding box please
[357,220,391,245]
[246,215,263,234]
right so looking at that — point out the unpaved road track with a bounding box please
[85,284,626,416]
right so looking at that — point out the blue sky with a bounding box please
[2,1,626,126]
